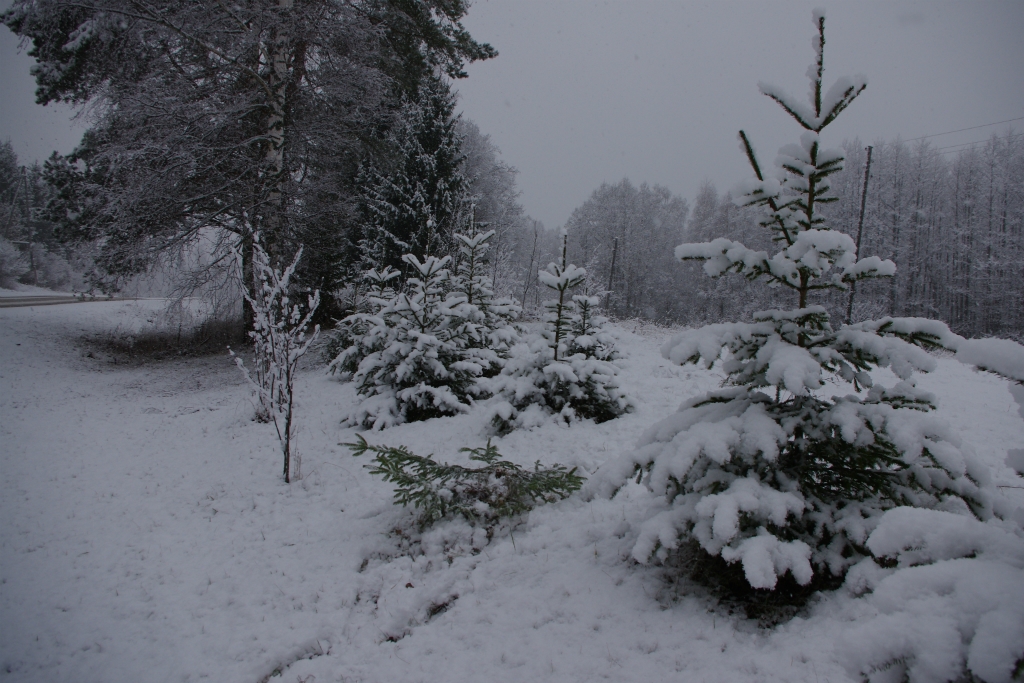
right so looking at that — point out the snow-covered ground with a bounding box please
[2,302,1022,683]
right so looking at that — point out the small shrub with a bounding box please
[487,337,633,433]
[567,294,619,361]
[345,435,584,530]
[231,235,320,483]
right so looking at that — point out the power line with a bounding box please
[934,131,1022,154]
[905,116,1024,142]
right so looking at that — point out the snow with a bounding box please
[957,337,1024,383]
[2,302,1023,682]
[841,508,1024,683]
[675,231,894,289]
[845,317,1024,383]
[719,530,814,590]
[537,263,586,290]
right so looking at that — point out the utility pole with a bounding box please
[845,145,874,325]
[521,220,539,308]
[3,167,27,240]
[604,237,618,310]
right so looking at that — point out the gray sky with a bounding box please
[1,24,85,164]
[454,0,1024,228]
[2,1,1023,229]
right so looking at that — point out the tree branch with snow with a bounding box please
[230,234,319,483]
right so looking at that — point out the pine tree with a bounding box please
[325,265,401,376]
[538,236,587,362]
[567,294,618,361]
[358,76,469,273]
[4,0,493,302]
[342,254,479,429]
[332,230,521,428]
[448,230,520,375]
[489,233,632,432]
[588,11,996,597]
[346,435,584,532]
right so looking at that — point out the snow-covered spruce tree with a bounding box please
[488,234,632,432]
[230,236,319,483]
[324,266,401,374]
[342,254,484,429]
[588,11,996,598]
[567,294,619,361]
[449,230,521,376]
[358,76,469,274]
[333,232,520,429]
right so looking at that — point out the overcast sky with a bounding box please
[2,1,1023,230]
[454,0,1024,228]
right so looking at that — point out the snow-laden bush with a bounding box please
[340,254,478,429]
[839,508,1024,683]
[567,294,619,361]
[346,435,583,531]
[588,11,1001,597]
[324,265,400,374]
[488,234,632,433]
[0,237,30,288]
[331,232,521,430]
[230,235,319,483]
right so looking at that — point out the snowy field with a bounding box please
[2,300,1023,683]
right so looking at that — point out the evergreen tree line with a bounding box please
[0,140,93,289]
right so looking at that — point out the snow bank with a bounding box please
[957,337,1024,383]
[838,508,1024,683]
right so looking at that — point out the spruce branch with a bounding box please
[345,436,584,530]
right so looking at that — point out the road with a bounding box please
[0,295,135,308]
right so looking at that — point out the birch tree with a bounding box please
[4,0,494,307]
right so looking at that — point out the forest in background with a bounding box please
[532,128,1023,339]
[3,118,1021,340]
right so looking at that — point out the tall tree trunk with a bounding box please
[242,230,256,334]
[262,0,293,257]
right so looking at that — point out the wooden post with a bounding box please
[521,220,539,308]
[604,237,618,310]
[845,145,873,325]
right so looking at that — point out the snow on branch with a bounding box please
[676,238,771,280]
[840,317,1024,383]
[956,338,1024,383]
[230,235,320,483]
[676,232,893,292]
[759,76,867,133]
[756,9,866,133]
[538,262,586,291]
